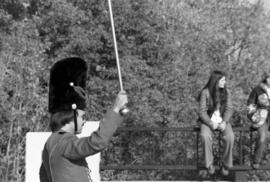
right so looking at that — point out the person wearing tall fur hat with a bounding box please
[247,73,270,169]
[39,57,128,182]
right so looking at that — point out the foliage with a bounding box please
[1,0,270,181]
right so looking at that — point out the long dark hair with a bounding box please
[262,73,270,84]
[199,70,228,115]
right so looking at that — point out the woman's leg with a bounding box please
[200,124,214,168]
[222,123,234,168]
[254,122,268,164]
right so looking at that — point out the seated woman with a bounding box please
[247,73,270,169]
[198,70,234,176]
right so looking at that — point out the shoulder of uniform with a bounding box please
[60,132,78,141]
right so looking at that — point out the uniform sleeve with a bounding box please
[247,88,258,120]
[62,109,123,159]
[199,89,213,127]
[39,145,52,182]
[39,163,50,182]
[223,90,233,123]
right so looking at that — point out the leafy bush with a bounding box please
[1,0,270,181]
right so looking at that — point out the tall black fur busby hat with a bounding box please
[49,57,87,114]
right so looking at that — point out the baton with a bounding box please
[108,0,129,115]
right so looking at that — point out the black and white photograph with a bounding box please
[1,0,270,181]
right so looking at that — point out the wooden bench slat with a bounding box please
[116,126,254,132]
[100,164,270,171]
[100,165,197,170]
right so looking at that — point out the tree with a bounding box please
[1,0,270,181]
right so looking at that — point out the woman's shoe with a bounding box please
[207,164,215,175]
[252,163,260,169]
[221,165,229,176]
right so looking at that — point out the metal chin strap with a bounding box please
[72,103,77,132]
[70,82,86,133]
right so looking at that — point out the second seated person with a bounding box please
[247,73,270,169]
[197,70,234,176]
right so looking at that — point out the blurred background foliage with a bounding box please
[1,0,270,181]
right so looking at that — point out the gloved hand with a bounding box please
[113,90,128,114]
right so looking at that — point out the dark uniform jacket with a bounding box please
[39,109,123,182]
[247,83,270,128]
[198,88,233,127]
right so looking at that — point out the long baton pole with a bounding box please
[108,0,123,91]
[108,0,129,115]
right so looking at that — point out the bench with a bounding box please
[100,126,270,181]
